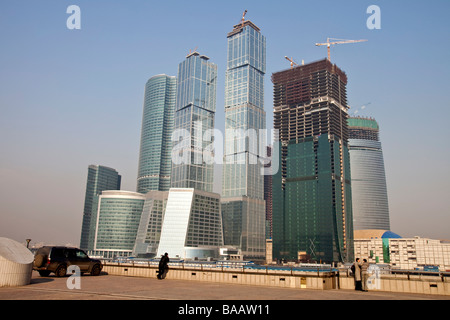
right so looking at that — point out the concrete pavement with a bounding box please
[0,271,449,301]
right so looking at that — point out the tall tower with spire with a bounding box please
[221,12,267,259]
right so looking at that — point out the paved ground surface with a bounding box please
[0,271,449,301]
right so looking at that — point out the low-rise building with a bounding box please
[354,230,450,271]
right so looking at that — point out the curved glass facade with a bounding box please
[349,139,390,230]
[348,117,390,230]
[137,75,176,194]
[94,191,145,253]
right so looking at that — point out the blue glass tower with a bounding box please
[171,52,217,192]
[137,75,176,194]
[221,16,267,259]
[80,165,121,251]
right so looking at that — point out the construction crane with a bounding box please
[241,10,248,27]
[285,56,304,69]
[187,46,198,56]
[315,38,367,61]
[285,56,298,69]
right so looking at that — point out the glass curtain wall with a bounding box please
[221,19,267,259]
[171,53,217,192]
[137,75,176,194]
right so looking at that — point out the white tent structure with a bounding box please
[0,237,34,287]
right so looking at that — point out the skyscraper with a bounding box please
[137,74,176,194]
[221,15,267,259]
[271,59,354,264]
[80,165,121,251]
[171,52,217,192]
[151,52,223,259]
[348,116,390,230]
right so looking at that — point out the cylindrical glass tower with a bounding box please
[348,117,390,230]
[137,74,176,194]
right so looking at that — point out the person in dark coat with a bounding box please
[157,253,169,279]
[352,258,363,291]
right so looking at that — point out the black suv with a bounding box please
[33,246,103,277]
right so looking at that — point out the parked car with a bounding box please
[33,246,103,277]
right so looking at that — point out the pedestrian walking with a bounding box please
[157,252,169,280]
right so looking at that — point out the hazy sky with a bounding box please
[1,0,449,246]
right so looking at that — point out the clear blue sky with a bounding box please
[1,0,449,245]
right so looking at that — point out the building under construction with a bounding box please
[271,59,354,264]
[348,116,390,231]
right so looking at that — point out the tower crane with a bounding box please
[315,38,367,61]
[187,46,198,56]
[241,10,247,27]
[285,56,304,69]
[285,56,298,69]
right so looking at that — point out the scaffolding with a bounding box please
[272,59,349,144]
[271,59,354,264]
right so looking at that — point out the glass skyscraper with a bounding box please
[171,52,217,192]
[348,117,390,230]
[142,52,224,260]
[221,17,267,259]
[80,165,121,251]
[137,75,176,194]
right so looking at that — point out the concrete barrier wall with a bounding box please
[339,274,450,296]
[102,264,335,290]
[103,264,450,296]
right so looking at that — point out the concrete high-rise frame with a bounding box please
[271,59,354,264]
[221,17,267,260]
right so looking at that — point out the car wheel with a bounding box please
[55,265,67,277]
[90,264,101,276]
[38,270,50,277]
